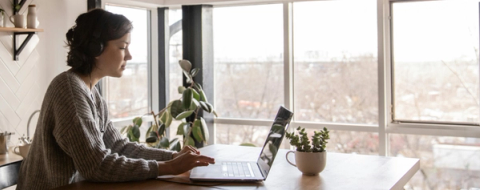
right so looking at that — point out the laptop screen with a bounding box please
[256,106,293,178]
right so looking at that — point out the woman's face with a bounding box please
[95,33,132,78]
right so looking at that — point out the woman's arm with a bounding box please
[103,121,175,161]
[54,118,159,182]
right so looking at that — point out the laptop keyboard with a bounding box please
[221,162,255,177]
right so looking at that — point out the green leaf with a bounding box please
[157,124,166,136]
[149,131,157,137]
[132,125,140,139]
[189,99,198,110]
[191,88,200,101]
[192,99,200,107]
[199,89,207,102]
[170,138,179,145]
[146,136,158,143]
[177,122,187,135]
[160,111,167,124]
[160,137,170,148]
[213,110,219,117]
[192,120,204,142]
[146,125,154,139]
[169,100,184,118]
[175,110,195,120]
[185,136,195,147]
[171,141,181,152]
[184,71,193,84]
[178,86,186,94]
[160,111,173,127]
[127,128,133,141]
[199,117,209,142]
[164,111,172,127]
[182,88,193,109]
[179,60,192,73]
[193,83,203,90]
[199,101,209,112]
[133,117,142,126]
[205,102,214,113]
[191,68,200,77]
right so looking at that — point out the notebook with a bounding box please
[190,106,293,182]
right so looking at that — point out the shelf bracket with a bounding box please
[13,0,27,15]
[13,32,34,60]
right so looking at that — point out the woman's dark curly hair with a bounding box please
[66,9,133,75]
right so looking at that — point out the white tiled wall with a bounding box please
[0,0,86,147]
[0,0,43,146]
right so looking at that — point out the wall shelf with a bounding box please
[0,27,44,32]
[0,27,44,60]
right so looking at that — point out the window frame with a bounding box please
[207,0,480,157]
[102,0,480,155]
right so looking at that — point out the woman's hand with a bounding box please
[158,146,215,176]
[172,145,200,159]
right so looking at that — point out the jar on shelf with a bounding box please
[27,4,37,29]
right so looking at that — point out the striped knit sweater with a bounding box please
[17,70,174,190]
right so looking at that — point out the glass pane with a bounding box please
[169,9,183,102]
[105,5,149,119]
[293,0,378,124]
[215,124,290,149]
[390,134,480,189]
[392,1,480,123]
[213,4,284,120]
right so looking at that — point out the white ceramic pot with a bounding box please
[286,150,326,175]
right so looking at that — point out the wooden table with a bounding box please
[55,144,419,190]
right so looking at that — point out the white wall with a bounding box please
[0,0,86,145]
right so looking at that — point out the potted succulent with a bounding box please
[121,59,217,151]
[285,126,330,175]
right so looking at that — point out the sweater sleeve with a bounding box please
[54,118,159,182]
[103,121,175,161]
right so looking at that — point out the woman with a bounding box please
[17,9,214,190]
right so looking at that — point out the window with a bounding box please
[168,9,183,103]
[164,1,480,189]
[213,4,284,120]
[392,0,479,124]
[293,0,378,124]
[168,8,184,140]
[104,5,150,119]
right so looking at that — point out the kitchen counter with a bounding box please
[0,148,23,166]
[0,148,23,189]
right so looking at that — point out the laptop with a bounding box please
[190,106,293,182]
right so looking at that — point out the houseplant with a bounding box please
[285,126,330,175]
[121,59,217,151]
